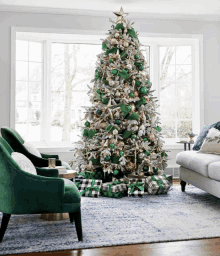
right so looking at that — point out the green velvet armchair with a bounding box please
[1,126,65,168]
[0,137,82,242]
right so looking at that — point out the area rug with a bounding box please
[1,185,220,255]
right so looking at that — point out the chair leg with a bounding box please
[180,180,187,192]
[0,213,11,242]
[69,209,83,241]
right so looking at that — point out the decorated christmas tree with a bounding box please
[73,7,169,179]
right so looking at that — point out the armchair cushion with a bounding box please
[23,142,42,158]
[36,167,59,178]
[11,152,37,175]
[63,178,81,203]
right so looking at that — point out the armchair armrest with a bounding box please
[41,153,59,160]
[36,167,59,178]
[25,152,62,167]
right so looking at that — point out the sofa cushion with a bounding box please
[208,162,220,181]
[176,151,220,177]
[198,128,220,155]
[192,121,220,151]
[62,178,81,204]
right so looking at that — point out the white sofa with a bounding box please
[176,151,220,198]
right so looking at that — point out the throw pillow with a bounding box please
[198,128,220,154]
[193,121,220,151]
[11,152,37,175]
[23,142,42,158]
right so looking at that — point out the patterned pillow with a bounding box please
[23,142,42,158]
[11,152,37,175]
[193,122,219,151]
[198,128,220,154]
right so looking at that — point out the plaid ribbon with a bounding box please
[79,179,101,196]
[128,182,144,195]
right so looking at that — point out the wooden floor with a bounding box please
[11,180,220,256]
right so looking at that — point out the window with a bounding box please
[159,46,192,140]
[13,31,202,146]
[15,40,43,141]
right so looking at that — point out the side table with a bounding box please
[41,167,77,221]
[176,141,194,151]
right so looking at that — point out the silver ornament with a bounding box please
[115,91,121,97]
[115,32,120,38]
[126,64,132,69]
[113,129,118,135]
[123,41,129,47]
[111,38,118,45]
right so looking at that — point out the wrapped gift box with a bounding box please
[78,179,102,197]
[101,180,128,198]
[128,179,145,197]
[145,174,171,195]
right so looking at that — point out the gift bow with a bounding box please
[151,176,164,193]
[80,179,100,196]
[128,182,144,194]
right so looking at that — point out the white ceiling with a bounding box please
[0,0,220,20]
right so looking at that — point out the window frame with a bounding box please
[11,27,203,148]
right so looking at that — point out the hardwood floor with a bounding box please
[10,180,220,256]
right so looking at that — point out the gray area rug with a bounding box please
[1,185,220,255]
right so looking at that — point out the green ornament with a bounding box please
[110,143,115,149]
[104,156,111,161]
[140,87,148,95]
[116,119,121,125]
[129,93,134,98]
[131,134,136,139]
[127,105,131,111]
[119,151,124,157]
[143,166,149,171]
[146,115,149,120]
[101,60,104,64]
[102,78,109,85]
[153,167,158,173]
[109,58,114,63]
[95,73,100,80]
[102,98,109,104]
[139,66,144,71]
[146,80,150,84]
[96,109,102,115]
[161,151,165,157]
[96,89,101,94]
[84,121,90,127]
[119,35,123,39]
[155,126,162,132]
[113,169,119,176]
[111,69,118,75]
[135,80,141,87]
[144,137,148,141]
[145,151,150,156]
[135,54,140,59]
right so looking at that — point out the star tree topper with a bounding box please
[113,7,128,23]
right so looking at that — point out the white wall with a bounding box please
[0,10,220,167]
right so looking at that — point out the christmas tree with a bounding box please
[73,7,169,178]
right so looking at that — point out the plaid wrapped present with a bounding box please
[74,174,86,189]
[101,180,128,198]
[78,179,102,197]
[128,179,145,197]
[145,174,171,195]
